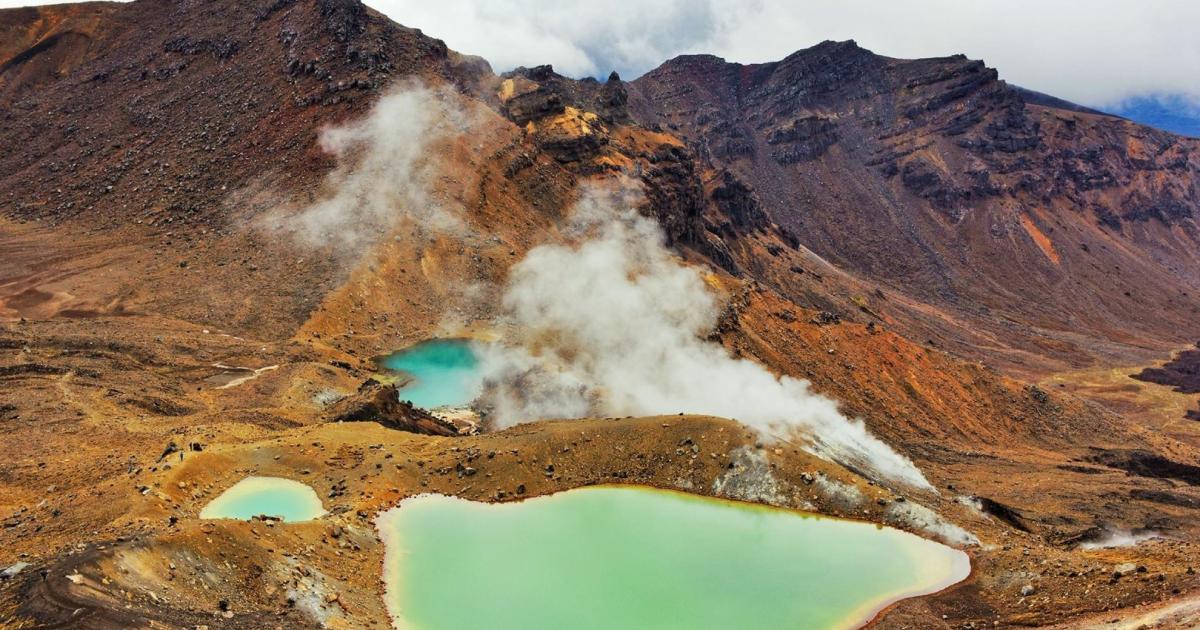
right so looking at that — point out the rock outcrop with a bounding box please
[326,379,458,436]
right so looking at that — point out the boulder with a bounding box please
[0,562,29,580]
[1113,562,1138,578]
[325,379,458,436]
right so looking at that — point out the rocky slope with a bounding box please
[628,42,1200,374]
[1,0,487,338]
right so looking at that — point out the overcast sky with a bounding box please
[376,0,1200,108]
[4,0,1197,107]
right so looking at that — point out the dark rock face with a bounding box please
[493,64,711,246]
[496,67,615,164]
[767,115,839,164]
[499,71,566,125]
[504,89,565,125]
[895,157,1001,210]
[500,64,632,126]
[639,144,704,245]
[596,71,631,124]
[1122,190,1195,223]
[535,115,609,164]
[317,0,368,43]
[627,39,1200,369]
[709,170,766,231]
[326,379,458,436]
[899,159,956,206]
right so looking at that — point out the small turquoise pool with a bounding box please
[199,476,325,522]
[377,486,970,630]
[377,339,483,409]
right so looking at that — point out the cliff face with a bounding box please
[629,41,1200,371]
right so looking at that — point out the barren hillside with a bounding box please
[1,1,1198,629]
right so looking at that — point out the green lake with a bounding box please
[376,485,969,630]
[377,339,483,409]
[199,476,326,522]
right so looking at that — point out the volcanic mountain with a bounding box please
[625,43,1200,374]
[1,1,1199,628]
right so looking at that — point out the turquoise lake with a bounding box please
[199,476,326,522]
[377,339,483,409]
[377,485,970,630]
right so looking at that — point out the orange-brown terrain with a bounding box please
[1,1,1199,629]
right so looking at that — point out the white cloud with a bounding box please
[369,0,1200,107]
[376,0,721,78]
[8,0,1195,106]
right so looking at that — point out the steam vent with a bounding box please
[1,1,1198,628]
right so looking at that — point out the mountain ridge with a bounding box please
[1,2,1199,628]
[626,40,1200,373]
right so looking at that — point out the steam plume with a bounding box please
[1078,528,1162,550]
[272,86,929,489]
[479,180,932,489]
[267,82,483,248]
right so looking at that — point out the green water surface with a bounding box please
[377,486,969,630]
[199,476,326,522]
[378,339,482,409]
